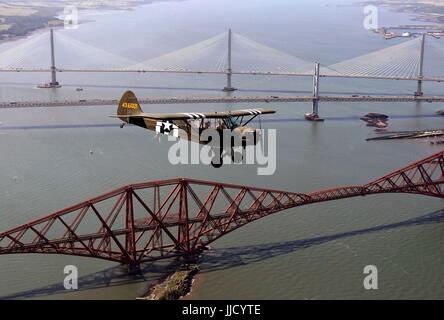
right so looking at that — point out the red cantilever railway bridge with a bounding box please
[0,151,443,269]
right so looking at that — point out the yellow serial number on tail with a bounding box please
[122,102,139,109]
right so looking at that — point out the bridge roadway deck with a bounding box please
[1,95,444,108]
[0,68,443,82]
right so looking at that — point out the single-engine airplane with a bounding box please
[113,91,276,150]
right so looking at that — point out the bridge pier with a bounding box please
[415,34,426,97]
[127,263,141,274]
[224,72,236,92]
[223,29,237,92]
[305,62,324,121]
[183,253,200,264]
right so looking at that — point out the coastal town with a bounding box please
[364,0,444,38]
[365,0,444,24]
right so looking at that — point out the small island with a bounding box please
[138,264,199,300]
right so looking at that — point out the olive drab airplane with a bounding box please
[113,91,276,149]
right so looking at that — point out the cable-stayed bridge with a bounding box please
[0,29,443,117]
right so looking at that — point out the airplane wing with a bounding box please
[226,108,276,117]
[114,108,275,120]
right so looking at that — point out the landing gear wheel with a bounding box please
[211,154,223,168]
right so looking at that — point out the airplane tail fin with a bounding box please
[117,91,143,122]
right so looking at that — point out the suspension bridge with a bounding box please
[0,29,444,118]
[0,150,443,270]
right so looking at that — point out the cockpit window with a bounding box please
[228,117,240,128]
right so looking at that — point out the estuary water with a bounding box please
[0,0,444,299]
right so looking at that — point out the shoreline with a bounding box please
[362,1,444,26]
[0,0,179,46]
[181,271,204,300]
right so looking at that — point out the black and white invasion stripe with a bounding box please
[182,113,206,119]
[242,109,262,115]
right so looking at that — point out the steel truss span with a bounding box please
[0,151,443,267]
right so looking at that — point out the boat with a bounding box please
[37,83,52,89]
[361,112,389,128]
[361,113,389,121]
[37,82,61,89]
[304,113,325,122]
[365,119,388,129]
[374,121,388,129]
